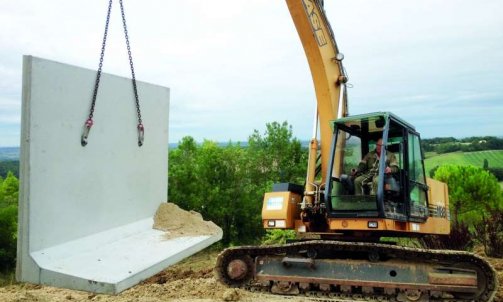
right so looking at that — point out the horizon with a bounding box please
[1,134,502,149]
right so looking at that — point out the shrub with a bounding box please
[474,211,503,258]
[261,229,297,245]
[0,205,18,271]
[420,221,473,251]
[429,165,439,178]
[488,168,503,181]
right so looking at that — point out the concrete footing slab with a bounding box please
[16,56,222,294]
[31,218,222,294]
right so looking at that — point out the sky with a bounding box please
[0,0,502,147]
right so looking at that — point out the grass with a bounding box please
[424,150,503,175]
[0,270,16,287]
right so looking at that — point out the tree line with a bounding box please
[0,161,19,179]
[421,136,503,154]
[168,121,307,245]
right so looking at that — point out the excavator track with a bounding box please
[215,240,498,302]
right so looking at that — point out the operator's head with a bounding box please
[376,138,383,155]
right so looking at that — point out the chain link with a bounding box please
[89,0,112,122]
[119,0,142,126]
[82,0,144,147]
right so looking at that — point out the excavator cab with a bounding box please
[326,112,429,223]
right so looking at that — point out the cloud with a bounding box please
[0,0,502,146]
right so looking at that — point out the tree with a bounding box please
[423,165,503,253]
[0,161,19,178]
[168,137,265,244]
[167,122,308,245]
[474,211,503,257]
[0,172,19,206]
[483,159,489,170]
[429,165,439,178]
[0,205,17,271]
[434,165,502,224]
[247,121,306,188]
[0,172,19,271]
[168,136,200,211]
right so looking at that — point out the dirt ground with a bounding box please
[0,249,304,302]
[1,247,502,302]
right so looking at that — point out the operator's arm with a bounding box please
[355,152,371,174]
[387,152,399,174]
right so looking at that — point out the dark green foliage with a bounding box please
[261,229,297,245]
[460,136,503,150]
[421,137,456,152]
[483,158,489,170]
[433,164,503,254]
[420,221,474,251]
[421,136,503,154]
[0,172,19,207]
[0,171,19,271]
[429,165,439,178]
[434,165,502,224]
[474,211,503,258]
[488,167,503,181]
[0,161,19,179]
[247,121,306,186]
[0,205,18,271]
[435,142,461,154]
[168,122,307,245]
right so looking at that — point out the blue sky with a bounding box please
[0,0,502,147]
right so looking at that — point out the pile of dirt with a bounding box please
[153,203,220,239]
[143,267,213,285]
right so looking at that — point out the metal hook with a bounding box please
[137,123,144,147]
[81,119,94,146]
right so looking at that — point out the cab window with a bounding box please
[407,133,427,207]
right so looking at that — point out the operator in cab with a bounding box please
[352,138,399,195]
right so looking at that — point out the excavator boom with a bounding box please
[286,0,348,190]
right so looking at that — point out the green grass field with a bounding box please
[424,150,503,175]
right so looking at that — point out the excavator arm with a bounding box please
[286,0,348,191]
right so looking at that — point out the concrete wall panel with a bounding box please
[14,56,222,294]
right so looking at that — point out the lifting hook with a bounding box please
[137,123,144,147]
[81,118,94,146]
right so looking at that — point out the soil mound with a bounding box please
[153,202,220,239]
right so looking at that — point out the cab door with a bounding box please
[406,133,429,222]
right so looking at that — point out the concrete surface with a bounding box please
[31,218,222,293]
[16,56,221,293]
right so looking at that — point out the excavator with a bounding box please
[215,0,498,301]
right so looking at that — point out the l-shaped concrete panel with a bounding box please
[16,56,222,294]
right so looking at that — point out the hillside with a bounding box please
[0,147,19,161]
[424,150,503,174]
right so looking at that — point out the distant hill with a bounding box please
[0,147,19,161]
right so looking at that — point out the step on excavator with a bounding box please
[215,1,498,301]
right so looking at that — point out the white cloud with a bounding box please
[0,0,502,146]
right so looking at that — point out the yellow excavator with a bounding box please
[216,1,498,301]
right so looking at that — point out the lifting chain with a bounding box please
[81,0,144,147]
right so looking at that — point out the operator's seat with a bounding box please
[384,142,403,197]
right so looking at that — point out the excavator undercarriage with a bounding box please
[216,241,498,302]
